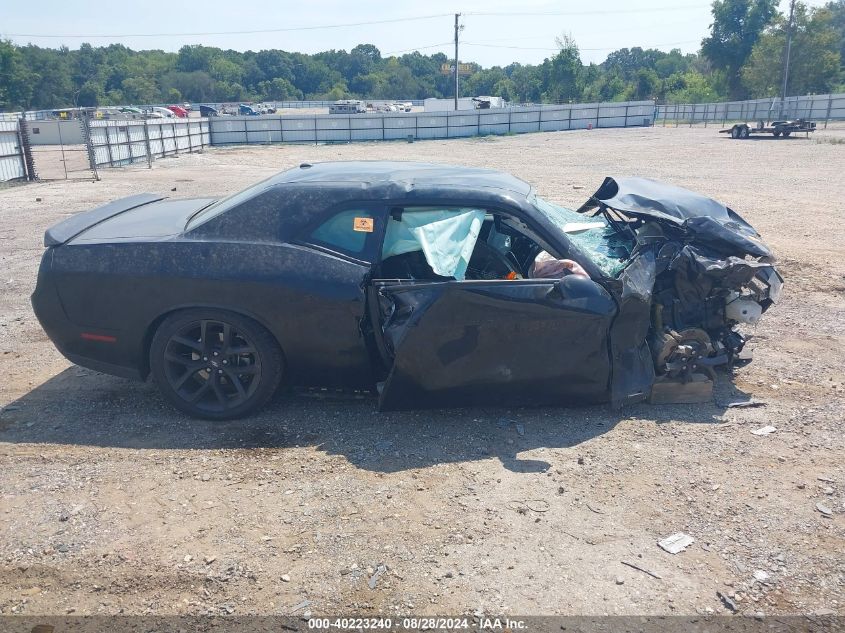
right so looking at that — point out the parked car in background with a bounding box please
[199,105,219,117]
[183,103,193,111]
[166,105,189,118]
[150,106,175,118]
[95,107,128,120]
[238,104,260,116]
[119,106,145,119]
[255,103,276,114]
[32,162,782,419]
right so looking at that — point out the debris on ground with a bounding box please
[753,570,770,582]
[508,499,550,514]
[717,591,739,612]
[750,425,777,436]
[816,503,833,516]
[620,560,663,580]
[725,400,766,409]
[658,533,695,554]
[368,564,386,589]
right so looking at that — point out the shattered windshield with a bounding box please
[531,195,631,277]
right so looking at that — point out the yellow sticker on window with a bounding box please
[353,217,374,233]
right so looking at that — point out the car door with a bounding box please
[372,275,618,410]
[288,203,386,387]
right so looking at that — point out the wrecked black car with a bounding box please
[32,162,782,419]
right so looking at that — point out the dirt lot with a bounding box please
[1,125,843,618]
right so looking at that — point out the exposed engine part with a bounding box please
[652,328,721,382]
[725,291,763,325]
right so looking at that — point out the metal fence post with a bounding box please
[624,103,629,127]
[143,119,152,168]
[17,118,36,181]
[314,115,318,146]
[104,124,114,167]
[825,94,833,129]
[690,103,696,127]
[172,121,179,155]
[381,114,385,141]
[80,115,99,181]
[704,103,708,128]
[508,108,512,133]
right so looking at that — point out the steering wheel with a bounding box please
[466,241,521,280]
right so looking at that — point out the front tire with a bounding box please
[150,309,283,420]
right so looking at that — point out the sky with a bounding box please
[0,0,805,66]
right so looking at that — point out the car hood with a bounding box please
[575,176,772,258]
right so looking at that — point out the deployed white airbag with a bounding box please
[382,209,485,280]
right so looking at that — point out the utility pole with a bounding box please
[780,0,796,117]
[454,13,461,112]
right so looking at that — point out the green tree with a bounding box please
[741,3,842,97]
[0,40,33,109]
[701,0,778,98]
[257,77,303,100]
[542,35,583,102]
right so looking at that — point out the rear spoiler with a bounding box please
[44,193,166,246]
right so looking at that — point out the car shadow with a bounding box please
[0,367,750,473]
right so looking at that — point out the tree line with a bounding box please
[1,0,843,112]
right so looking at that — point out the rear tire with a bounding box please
[773,131,781,137]
[740,125,750,139]
[150,309,283,420]
[730,126,740,139]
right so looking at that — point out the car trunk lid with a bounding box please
[44,195,216,246]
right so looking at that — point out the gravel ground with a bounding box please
[0,125,843,617]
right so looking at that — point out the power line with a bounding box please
[463,40,699,52]
[4,13,453,39]
[464,5,708,17]
[383,42,453,56]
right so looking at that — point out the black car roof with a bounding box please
[270,161,533,198]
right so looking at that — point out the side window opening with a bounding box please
[376,207,549,282]
[307,209,377,259]
[381,208,485,281]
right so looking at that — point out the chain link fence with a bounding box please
[88,118,210,169]
[208,101,655,145]
[656,93,845,128]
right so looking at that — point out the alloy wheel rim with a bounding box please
[163,319,261,412]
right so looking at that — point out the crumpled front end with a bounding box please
[578,177,782,403]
